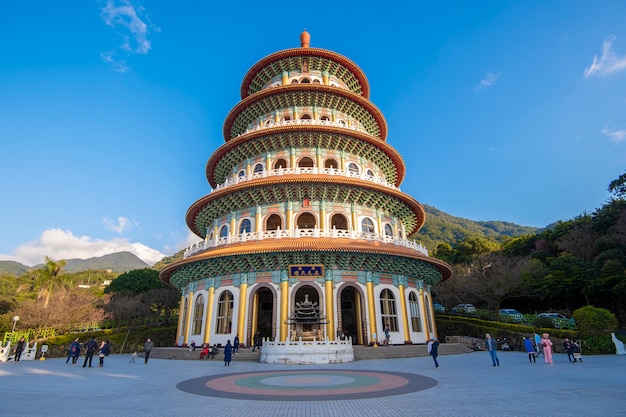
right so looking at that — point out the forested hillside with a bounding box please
[418,204,538,251]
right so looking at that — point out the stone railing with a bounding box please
[183,228,428,259]
[259,336,354,365]
[212,167,399,193]
[241,118,369,136]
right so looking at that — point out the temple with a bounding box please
[159,31,452,348]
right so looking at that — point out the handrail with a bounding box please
[212,166,399,193]
[184,228,428,259]
[241,118,369,136]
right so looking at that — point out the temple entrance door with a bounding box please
[293,286,321,340]
[340,286,364,345]
[253,288,274,344]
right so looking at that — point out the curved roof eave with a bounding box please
[185,174,426,236]
[240,47,370,99]
[223,84,387,142]
[159,238,452,285]
[205,125,406,188]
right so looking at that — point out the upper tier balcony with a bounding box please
[240,118,369,137]
[183,228,429,259]
[213,166,399,193]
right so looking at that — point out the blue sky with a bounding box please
[1,1,625,266]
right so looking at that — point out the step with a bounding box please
[147,343,473,362]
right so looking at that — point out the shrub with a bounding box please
[581,334,616,355]
[533,315,554,328]
[573,306,618,337]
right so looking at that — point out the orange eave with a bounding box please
[223,84,387,142]
[240,48,370,99]
[185,174,426,236]
[205,124,406,188]
[159,237,452,285]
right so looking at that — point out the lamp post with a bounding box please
[12,315,19,333]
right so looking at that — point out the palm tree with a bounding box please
[35,256,68,309]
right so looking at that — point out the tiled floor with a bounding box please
[1,350,625,416]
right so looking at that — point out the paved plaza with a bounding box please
[0,349,624,416]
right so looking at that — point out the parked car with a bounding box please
[537,312,576,329]
[452,303,476,313]
[433,302,446,313]
[499,309,523,323]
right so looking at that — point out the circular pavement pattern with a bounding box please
[177,370,437,401]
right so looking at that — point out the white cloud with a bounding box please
[102,216,137,233]
[0,229,166,266]
[100,0,159,71]
[584,35,626,77]
[163,230,202,255]
[601,127,626,143]
[475,72,499,92]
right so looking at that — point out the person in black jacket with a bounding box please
[144,338,154,364]
[98,340,110,368]
[427,338,440,368]
[14,337,26,363]
[82,337,98,368]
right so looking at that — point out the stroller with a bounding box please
[572,340,583,363]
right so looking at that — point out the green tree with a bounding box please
[608,170,626,199]
[104,268,167,295]
[35,257,69,309]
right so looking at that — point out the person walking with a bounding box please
[427,338,440,368]
[13,337,25,363]
[524,337,536,363]
[563,338,577,363]
[129,351,138,364]
[82,337,97,368]
[485,333,500,366]
[541,333,553,365]
[223,340,233,366]
[233,335,240,355]
[534,333,543,357]
[68,338,81,365]
[98,340,110,368]
[144,338,154,365]
[383,326,391,347]
[252,331,262,352]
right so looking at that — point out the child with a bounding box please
[130,351,138,364]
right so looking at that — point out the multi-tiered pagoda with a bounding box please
[160,32,452,348]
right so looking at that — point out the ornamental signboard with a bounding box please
[289,264,324,278]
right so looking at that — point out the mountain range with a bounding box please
[0,251,149,276]
[0,206,540,276]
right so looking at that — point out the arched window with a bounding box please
[274,158,287,169]
[284,115,291,121]
[239,219,251,234]
[300,114,311,120]
[265,120,272,126]
[361,218,375,233]
[216,291,233,334]
[320,115,329,121]
[348,163,359,175]
[384,224,393,238]
[301,78,311,83]
[366,169,374,177]
[331,213,348,230]
[291,79,299,84]
[324,159,338,169]
[380,289,398,332]
[266,214,282,231]
[298,157,314,168]
[338,119,346,125]
[219,225,228,238]
[409,292,422,332]
[297,213,316,229]
[238,170,245,178]
[192,294,204,335]
[313,79,321,84]
[253,163,263,174]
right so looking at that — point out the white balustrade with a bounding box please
[183,228,429,259]
[210,166,399,194]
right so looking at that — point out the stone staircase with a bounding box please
[147,343,474,362]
